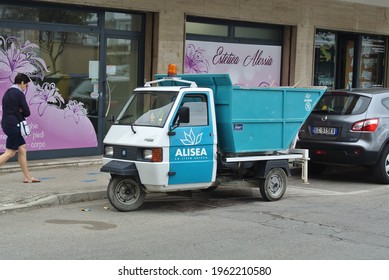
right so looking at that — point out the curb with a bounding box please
[0,156,103,174]
[0,190,107,213]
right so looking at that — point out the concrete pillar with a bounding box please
[294,4,315,87]
[156,9,185,74]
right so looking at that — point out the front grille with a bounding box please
[112,146,139,160]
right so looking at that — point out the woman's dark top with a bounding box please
[1,86,31,134]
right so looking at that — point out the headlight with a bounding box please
[143,149,153,160]
[143,148,162,162]
[104,146,114,157]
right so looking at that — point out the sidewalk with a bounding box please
[0,155,109,212]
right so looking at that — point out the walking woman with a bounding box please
[0,73,40,183]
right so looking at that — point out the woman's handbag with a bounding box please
[18,120,31,137]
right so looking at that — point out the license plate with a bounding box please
[312,126,338,135]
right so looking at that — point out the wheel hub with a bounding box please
[117,182,138,203]
[269,175,282,195]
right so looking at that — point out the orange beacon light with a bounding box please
[167,63,177,77]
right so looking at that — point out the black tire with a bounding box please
[372,145,389,184]
[107,176,145,211]
[308,162,327,175]
[259,168,287,201]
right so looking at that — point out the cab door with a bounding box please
[168,92,216,185]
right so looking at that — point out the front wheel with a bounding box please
[259,168,287,201]
[107,176,145,211]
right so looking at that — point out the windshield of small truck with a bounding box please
[116,91,177,127]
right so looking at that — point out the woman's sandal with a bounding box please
[23,178,41,183]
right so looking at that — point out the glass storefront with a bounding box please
[314,29,387,89]
[359,35,386,88]
[185,17,284,87]
[0,3,145,159]
[314,31,336,89]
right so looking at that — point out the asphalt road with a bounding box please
[1,166,388,260]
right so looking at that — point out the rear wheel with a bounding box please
[107,176,145,211]
[259,168,287,201]
[372,145,389,184]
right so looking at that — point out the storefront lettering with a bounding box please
[243,50,273,67]
[212,46,273,67]
[213,46,240,65]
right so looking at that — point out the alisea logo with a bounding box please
[174,129,208,159]
[304,93,312,111]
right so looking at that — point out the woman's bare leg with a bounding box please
[17,144,32,181]
[0,148,17,166]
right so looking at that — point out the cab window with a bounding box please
[180,94,208,126]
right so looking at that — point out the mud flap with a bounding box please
[255,159,291,179]
[100,160,139,177]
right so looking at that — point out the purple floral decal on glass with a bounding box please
[0,36,48,83]
[64,100,87,124]
[0,35,98,151]
[29,82,65,116]
[184,44,209,74]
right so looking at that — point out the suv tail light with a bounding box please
[351,118,379,132]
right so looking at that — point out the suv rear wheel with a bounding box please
[372,145,389,184]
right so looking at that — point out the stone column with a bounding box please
[294,4,315,87]
[156,9,186,74]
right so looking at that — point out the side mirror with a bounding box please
[178,106,190,124]
[168,106,190,136]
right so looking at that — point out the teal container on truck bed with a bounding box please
[155,74,326,154]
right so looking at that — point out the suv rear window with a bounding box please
[313,93,371,115]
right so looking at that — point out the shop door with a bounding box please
[337,34,359,89]
[103,37,140,135]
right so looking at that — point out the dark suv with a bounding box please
[296,88,389,183]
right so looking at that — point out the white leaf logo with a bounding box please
[180,129,203,146]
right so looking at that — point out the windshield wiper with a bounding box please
[130,122,136,134]
[119,114,136,134]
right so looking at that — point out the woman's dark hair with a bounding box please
[14,73,30,84]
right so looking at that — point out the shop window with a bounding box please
[359,35,385,88]
[0,2,145,159]
[315,29,387,89]
[185,17,283,87]
[314,31,336,89]
[234,26,282,42]
[185,22,228,37]
[0,30,100,151]
[0,4,97,26]
[105,12,143,32]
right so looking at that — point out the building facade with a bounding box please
[1,0,388,160]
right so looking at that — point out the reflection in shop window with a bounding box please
[105,12,142,31]
[314,31,336,89]
[186,22,228,37]
[0,34,98,150]
[360,36,385,88]
[0,4,96,25]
